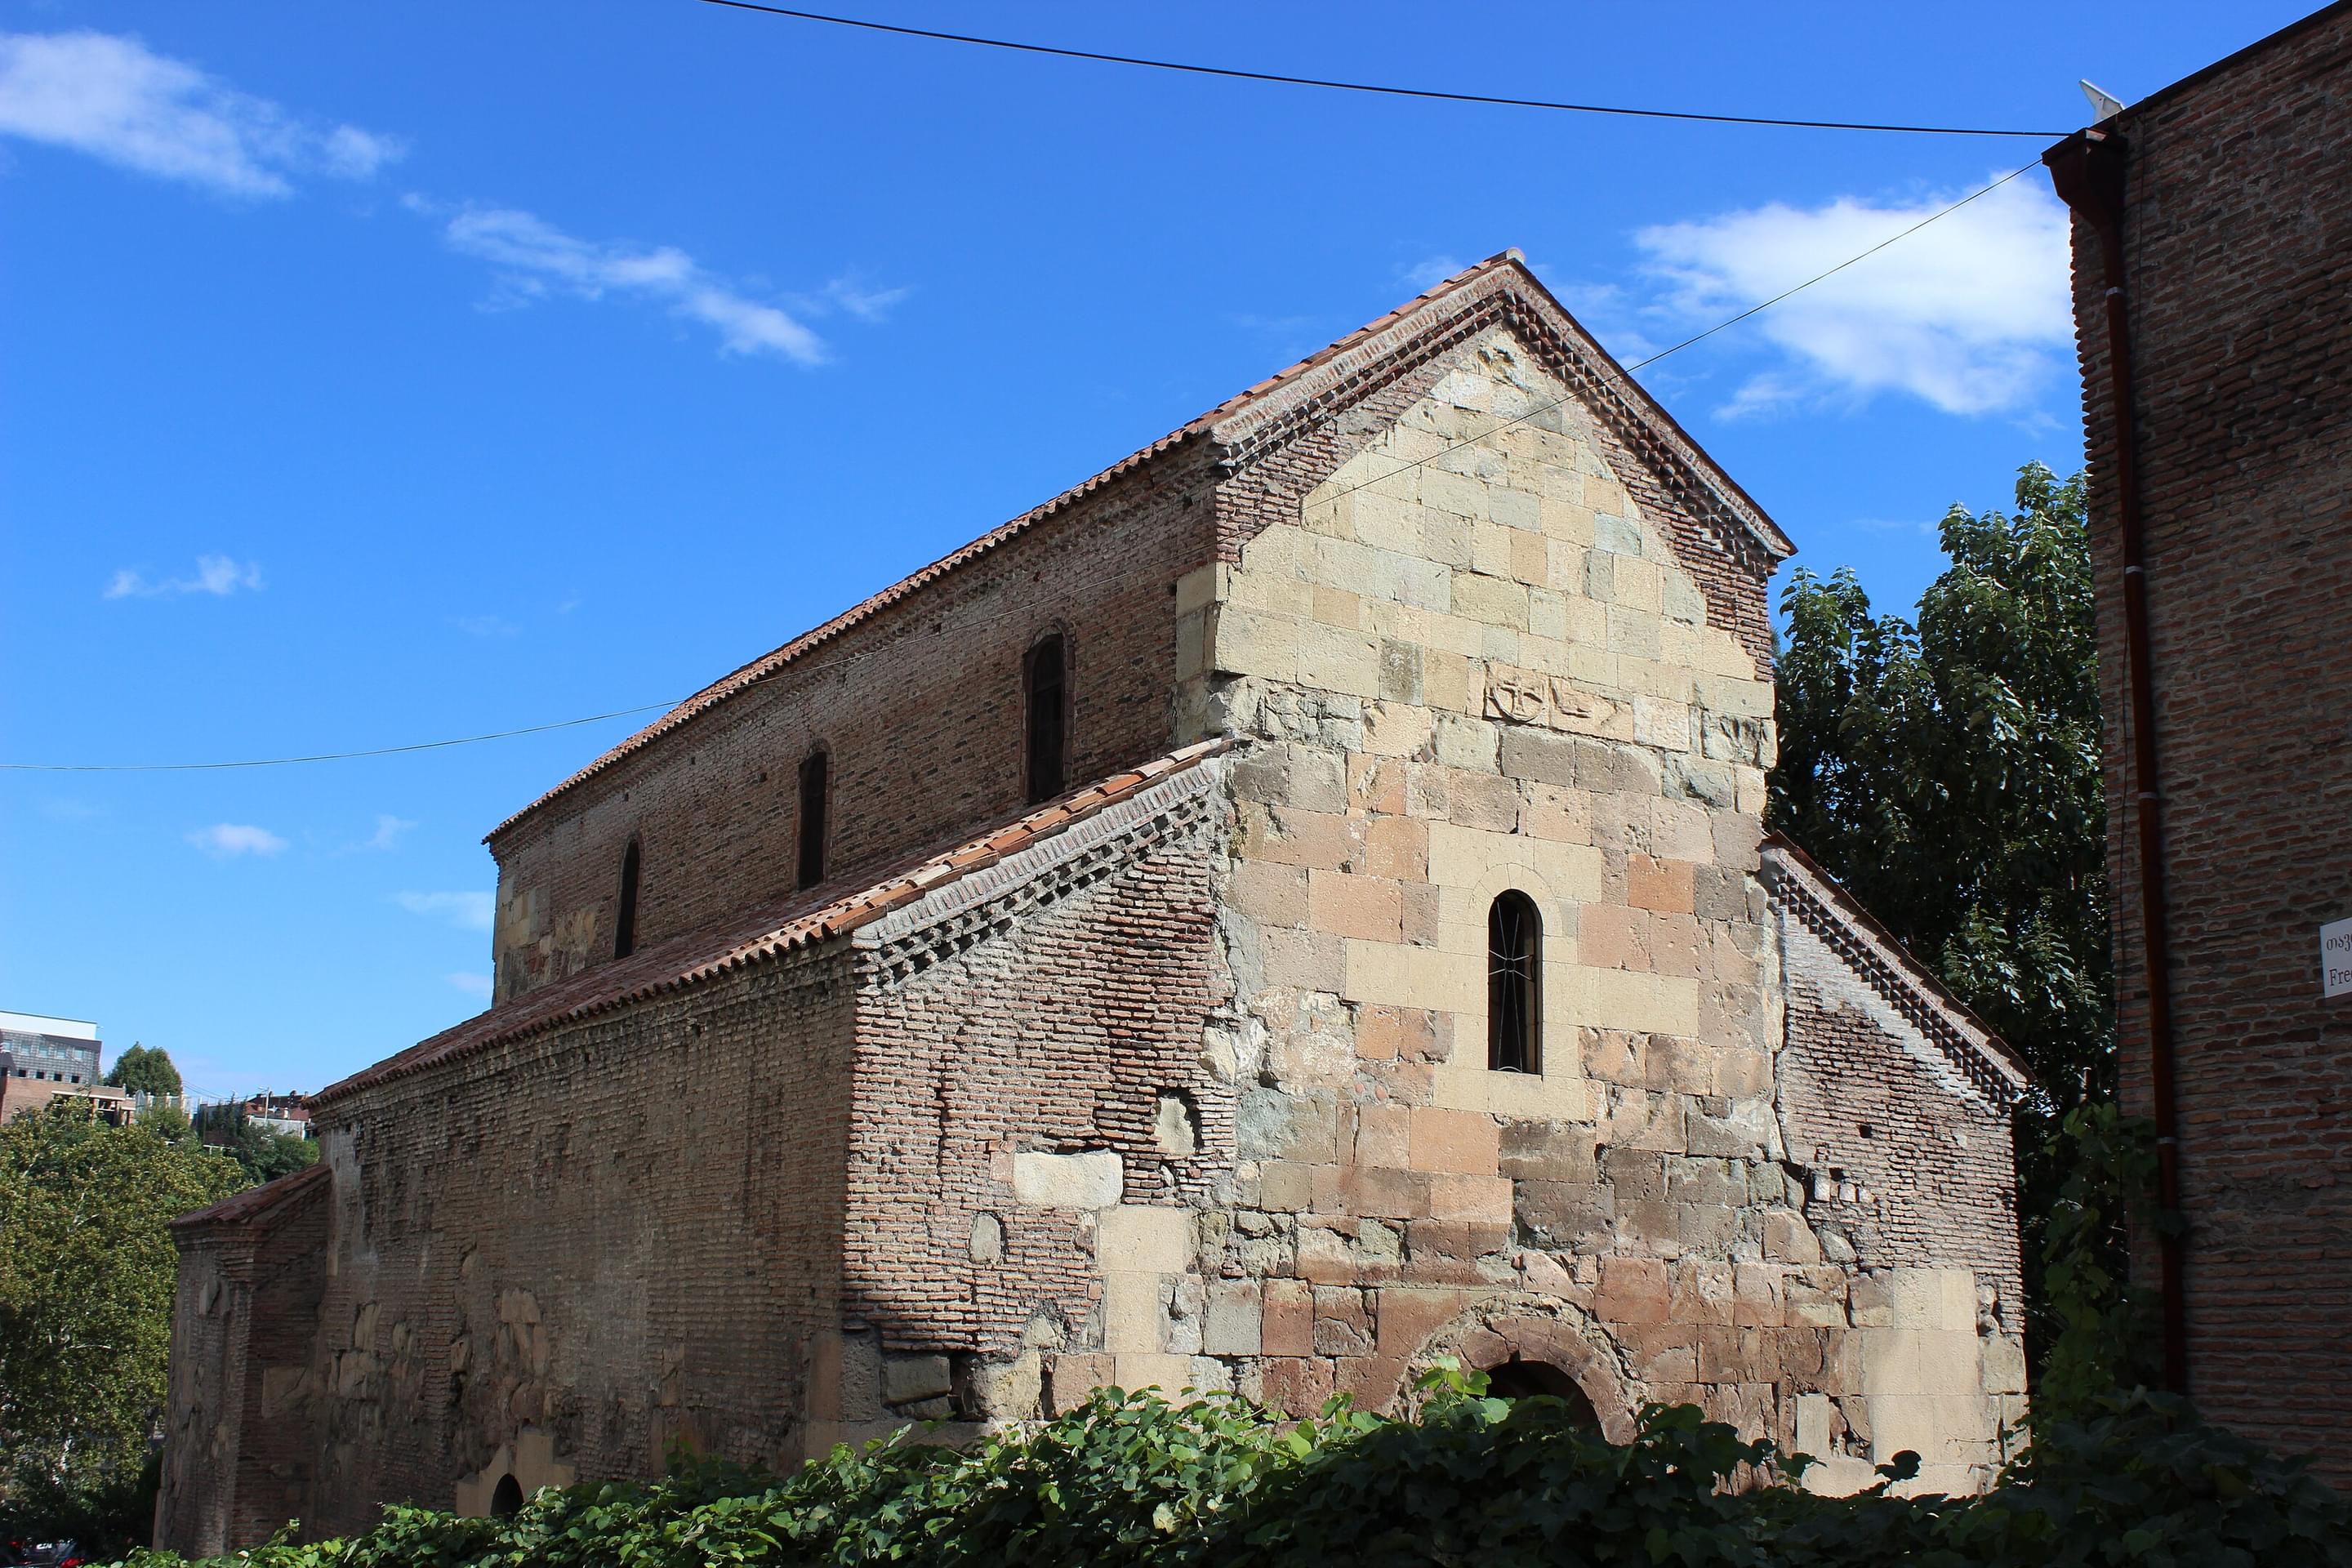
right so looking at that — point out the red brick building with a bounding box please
[2045,1,2352,1485]
[162,256,2029,1552]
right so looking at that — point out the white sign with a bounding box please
[2324,917,2352,1000]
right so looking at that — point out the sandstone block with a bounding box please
[1626,855,1695,915]
[1497,1119,1598,1183]
[1262,1280,1314,1356]
[1512,1180,1612,1249]
[1597,1256,1671,1326]
[1374,1285,1476,1357]
[1308,870,1405,942]
[1098,1205,1193,1274]
[1044,1352,1113,1415]
[1203,1282,1263,1356]
[1253,1356,1337,1418]
[1013,1150,1124,1209]
[1352,1102,1411,1167]
[1426,1173,1512,1223]
[1409,1107,1500,1175]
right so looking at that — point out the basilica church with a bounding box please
[161,253,2027,1553]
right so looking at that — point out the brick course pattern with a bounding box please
[163,257,2027,1549]
[2052,2,2352,1484]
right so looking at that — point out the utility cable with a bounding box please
[0,702,688,773]
[693,0,2074,138]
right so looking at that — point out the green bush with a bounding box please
[109,1369,2350,1568]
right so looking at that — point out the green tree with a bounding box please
[1770,462,2114,1362]
[0,1103,244,1533]
[192,1102,318,1185]
[104,1043,184,1098]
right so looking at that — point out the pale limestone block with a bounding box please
[1632,697,1694,752]
[1175,609,1206,681]
[1613,556,1665,616]
[1100,1205,1194,1274]
[1112,1352,1196,1396]
[1103,1272,1166,1353]
[1870,1393,1992,1465]
[1419,466,1487,520]
[1013,1150,1124,1209]
[1651,800,1715,864]
[1426,650,1472,714]
[1699,626,1760,679]
[1341,940,1477,1014]
[1363,701,1437,759]
[1794,1392,1837,1458]
[1528,589,1568,642]
[1305,534,1375,591]
[1451,570,1530,630]
[1298,623,1382,701]
[1698,673,1775,719]
[1420,608,1487,659]
[1313,585,1363,630]
[1801,1456,1882,1498]
[1480,626,1521,666]
[1434,714,1501,773]
[1431,1056,1591,1120]
[1617,654,1696,703]
[1175,564,1218,615]
[1490,486,1541,532]
[1656,620,1701,673]
[1735,765,1770,817]
[1352,492,1418,555]
[1606,605,1662,661]
[1468,521,1516,579]
[1209,606,1298,681]
[1981,1334,2027,1396]
[1660,572,1706,626]
[1584,969,1659,1033]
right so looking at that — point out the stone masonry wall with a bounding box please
[487,443,1222,1004]
[2060,7,2352,1481]
[288,955,856,1539]
[1160,329,2018,1492]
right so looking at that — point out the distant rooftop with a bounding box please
[0,1010,100,1041]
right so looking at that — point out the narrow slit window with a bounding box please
[1488,891,1542,1073]
[1024,633,1068,804]
[797,748,830,889]
[613,839,641,959]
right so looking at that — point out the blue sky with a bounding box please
[0,1,2309,1098]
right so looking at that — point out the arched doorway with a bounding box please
[1483,1355,1602,1428]
[490,1474,523,1518]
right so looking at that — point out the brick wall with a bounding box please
[290,956,857,1538]
[2058,3,2352,1481]
[158,1170,331,1557]
[487,443,1222,1003]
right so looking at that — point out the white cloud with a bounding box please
[363,814,416,851]
[189,822,287,858]
[105,555,264,599]
[1634,175,2072,417]
[0,30,403,198]
[452,613,518,639]
[1401,255,1466,292]
[414,198,837,364]
[395,890,494,933]
[447,972,493,1000]
[811,274,910,323]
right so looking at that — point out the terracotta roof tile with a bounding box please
[327,739,1232,1107]
[171,1160,329,1232]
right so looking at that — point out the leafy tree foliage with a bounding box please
[192,1103,318,1185]
[104,1044,184,1098]
[1771,462,2110,1103]
[0,1104,244,1546]
[1770,463,2115,1365]
[107,1373,2352,1568]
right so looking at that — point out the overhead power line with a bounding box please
[0,702,687,773]
[1315,162,2043,512]
[694,0,2074,139]
[5,162,2039,776]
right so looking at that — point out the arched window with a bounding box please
[797,747,830,889]
[490,1474,523,1518]
[1023,633,1068,804]
[1487,890,1542,1073]
[613,838,641,959]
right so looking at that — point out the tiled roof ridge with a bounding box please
[490,249,1727,842]
[169,1159,330,1233]
[1760,832,2030,1105]
[323,739,1233,1107]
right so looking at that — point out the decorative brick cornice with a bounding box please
[1762,835,2030,1111]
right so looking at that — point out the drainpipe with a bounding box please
[2044,128,2187,1396]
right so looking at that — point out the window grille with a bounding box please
[1488,890,1542,1073]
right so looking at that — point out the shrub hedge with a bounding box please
[114,1369,2350,1568]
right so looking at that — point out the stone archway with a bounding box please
[1400,1296,1641,1444]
